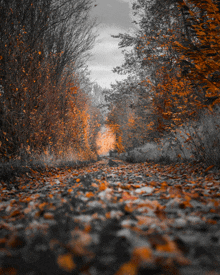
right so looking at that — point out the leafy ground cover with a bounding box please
[0,157,220,275]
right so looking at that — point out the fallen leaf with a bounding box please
[115,262,137,275]
[204,165,215,173]
[132,246,153,264]
[10,209,21,217]
[43,212,54,220]
[57,253,76,272]
[99,182,107,191]
[85,192,94,198]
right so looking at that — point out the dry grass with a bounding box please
[0,147,98,184]
[118,109,220,164]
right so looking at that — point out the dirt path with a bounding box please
[0,157,220,275]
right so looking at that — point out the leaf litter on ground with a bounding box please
[0,157,220,275]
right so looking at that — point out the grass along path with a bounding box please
[0,157,220,275]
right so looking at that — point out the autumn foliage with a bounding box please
[0,0,100,162]
[173,0,220,104]
[105,0,220,162]
[105,79,154,153]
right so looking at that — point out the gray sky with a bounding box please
[87,0,134,89]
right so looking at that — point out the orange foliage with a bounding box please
[0,1,100,161]
[96,126,116,156]
[174,0,220,107]
[106,99,147,153]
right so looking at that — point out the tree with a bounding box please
[107,0,208,146]
[0,0,98,160]
[173,0,220,110]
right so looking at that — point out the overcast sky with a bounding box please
[87,0,134,89]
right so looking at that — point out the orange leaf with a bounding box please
[57,254,76,272]
[85,192,94,198]
[99,182,107,191]
[43,212,54,220]
[204,165,215,173]
[115,262,137,275]
[84,224,91,232]
[10,210,21,217]
[156,238,178,253]
[20,197,32,203]
[132,247,152,265]
[105,212,111,219]
[92,213,99,219]
[72,173,79,176]
[122,192,137,201]
[91,183,98,188]
[124,204,133,213]
[207,219,217,225]
[38,202,47,210]
[183,200,192,208]
[76,178,81,183]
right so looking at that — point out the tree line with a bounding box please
[0,0,101,161]
[105,0,220,158]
